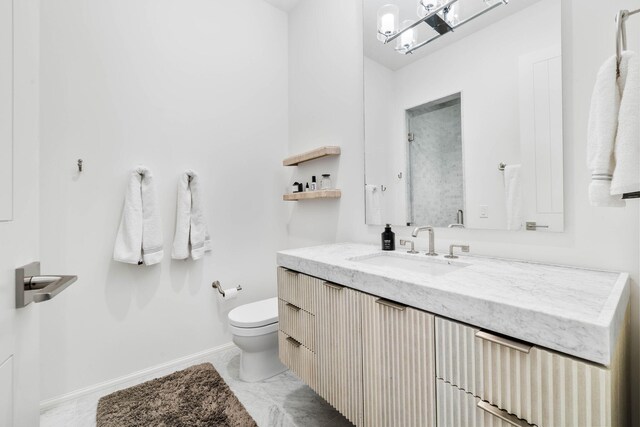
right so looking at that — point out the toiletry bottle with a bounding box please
[310,176,317,191]
[321,174,332,190]
[292,182,300,193]
[298,182,303,193]
[305,183,310,192]
[381,224,395,251]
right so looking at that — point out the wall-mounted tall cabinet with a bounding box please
[277,267,628,427]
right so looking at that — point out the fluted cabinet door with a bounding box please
[362,294,436,427]
[435,313,630,427]
[316,282,363,426]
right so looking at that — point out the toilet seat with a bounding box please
[229,322,279,337]
[228,297,279,329]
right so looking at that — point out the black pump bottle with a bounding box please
[381,224,395,251]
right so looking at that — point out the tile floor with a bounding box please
[40,346,352,427]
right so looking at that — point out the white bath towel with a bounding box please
[113,166,164,265]
[172,170,212,260]
[587,54,626,207]
[504,165,523,231]
[611,52,640,195]
[365,184,382,225]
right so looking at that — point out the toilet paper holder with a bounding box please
[211,281,242,297]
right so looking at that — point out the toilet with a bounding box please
[228,297,287,382]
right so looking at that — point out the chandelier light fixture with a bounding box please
[377,0,509,55]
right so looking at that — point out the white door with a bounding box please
[519,45,564,232]
[0,0,41,425]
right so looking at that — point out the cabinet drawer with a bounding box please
[435,316,621,427]
[437,379,533,427]
[277,267,317,314]
[278,298,315,351]
[278,331,317,390]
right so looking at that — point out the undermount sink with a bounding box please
[351,253,469,276]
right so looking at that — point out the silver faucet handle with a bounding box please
[445,244,470,259]
[399,239,419,254]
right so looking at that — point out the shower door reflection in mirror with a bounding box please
[364,0,564,231]
[0,0,11,221]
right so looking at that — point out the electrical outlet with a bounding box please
[479,205,489,219]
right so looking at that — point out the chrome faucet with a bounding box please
[411,226,437,256]
[445,244,470,259]
[399,239,419,254]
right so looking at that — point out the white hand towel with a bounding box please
[504,165,523,231]
[172,170,212,260]
[611,52,640,195]
[365,184,382,225]
[113,166,164,265]
[587,54,625,207]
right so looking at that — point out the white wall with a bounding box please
[0,0,40,424]
[365,0,561,229]
[288,0,640,422]
[38,0,289,400]
[363,56,398,223]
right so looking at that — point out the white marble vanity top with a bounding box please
[277,243,629,366]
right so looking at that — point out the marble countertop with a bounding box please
[277,243,629,366]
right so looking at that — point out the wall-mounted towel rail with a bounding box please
[616,8,640,75]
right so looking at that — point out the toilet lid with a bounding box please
[228,297,278,328]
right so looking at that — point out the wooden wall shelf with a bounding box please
[283,190,342,201]
[283,146,341,166]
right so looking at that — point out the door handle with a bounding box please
[323,281,345,290]
[16,262,78,308]
[286,336,302,347]
[286,302,301,311]
[475,330,532,353]
[375,298,407,311]
[476,401,531,427]
[525,221,549,231]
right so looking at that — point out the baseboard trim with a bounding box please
[39,342,237,412]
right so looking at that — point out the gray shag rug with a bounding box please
[96,363,257,427]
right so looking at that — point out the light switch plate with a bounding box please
[479,205,489,218]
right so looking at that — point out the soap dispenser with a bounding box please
[381,224,395,251]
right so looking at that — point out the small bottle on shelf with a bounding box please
[320,174,332,190]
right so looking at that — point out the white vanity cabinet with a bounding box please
[435,316,629,427]
[315,280,364,426]
[278,268,436,426]
[361,294,436,427]
[277,267,318,390]
[277,267,629,427]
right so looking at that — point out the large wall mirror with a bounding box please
[364,0,563,231]
[0,0,12,221]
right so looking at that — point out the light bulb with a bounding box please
[397,20,417,52]
[417,0,441,18]
[377,4,400,42]
[444,3,459,26]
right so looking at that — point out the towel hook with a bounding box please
[498,162,507,171]
[77,159,83,172]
